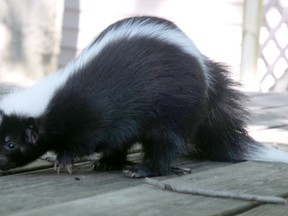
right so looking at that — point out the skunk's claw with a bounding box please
[54,155,74,174]
[66,164,73,174]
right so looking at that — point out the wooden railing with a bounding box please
[258,0,288,92]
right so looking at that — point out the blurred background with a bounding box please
[0,0,287,92]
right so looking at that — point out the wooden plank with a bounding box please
[0,166,146,215]
[0,159,230,216]
[248,106,288,131]
[162,161,288,198]
[250,126,288,150]
[248,93,288,110]
[4,161,288,216]
[9,184,255,216]
[247,93,288,131]
[0,159,53,176]
[237,204,288,216]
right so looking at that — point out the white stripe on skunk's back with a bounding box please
[0,17,209,117]
[86,17,208,78]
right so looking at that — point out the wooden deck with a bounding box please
[1,89,288,216]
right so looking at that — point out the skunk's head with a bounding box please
[0,112,42,171]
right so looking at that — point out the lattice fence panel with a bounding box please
[258,0,288,92]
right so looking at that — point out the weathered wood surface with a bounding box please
[1,88,288,216]
[238,205,288,216]
[248,92,288,151]
[2,162,288,216]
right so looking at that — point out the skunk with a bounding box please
[0,16,287,178]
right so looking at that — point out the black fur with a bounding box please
[0,16,255,177]
[193,61,254,161]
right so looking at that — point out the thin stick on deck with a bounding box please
[145,178,287,204]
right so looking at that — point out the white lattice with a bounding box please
[258,0,288,92]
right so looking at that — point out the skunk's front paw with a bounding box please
[54,154,74,174]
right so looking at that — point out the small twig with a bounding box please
[145,178,286,204]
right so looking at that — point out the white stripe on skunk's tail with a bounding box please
[244,143,288,164]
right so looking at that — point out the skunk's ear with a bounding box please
[25,117,39,144]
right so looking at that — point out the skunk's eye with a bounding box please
[5,142,17,150]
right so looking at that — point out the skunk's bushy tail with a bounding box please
[193,60,288,163]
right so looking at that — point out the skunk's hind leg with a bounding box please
[93,145,134,171]
[123,127,186,178]
[193,61,254,161]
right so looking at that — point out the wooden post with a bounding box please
[240,0,263,91]
[0,0,64,84]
